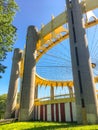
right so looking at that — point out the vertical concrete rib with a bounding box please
[50,87,54,100]
[68,87,73,98]
[34,85,38,99]
[5,48,22,119]
[66,0,98,124]
[19,26,39,121]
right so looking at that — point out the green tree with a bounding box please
[0,93,20,119]
[0,0,18,78]
[0,94,7,119]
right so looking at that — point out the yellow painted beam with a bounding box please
[37,20,98,61]
[35,74,98,87]
[81,0,98,12]
[35,73,73,87]
[36,33,69,61]
[34,97,75,106]
[39,0,98,38]
[85,19,98,28]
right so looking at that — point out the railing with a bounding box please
[34,93,98,106]
[34,93,75,106]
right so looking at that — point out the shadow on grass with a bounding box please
[25,122,77,130]
[0,119,17,126]
[0,122,14,126]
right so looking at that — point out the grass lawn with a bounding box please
[0,121,98,130]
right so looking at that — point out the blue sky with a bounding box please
[0,0,98,95]
[0,0,65,95]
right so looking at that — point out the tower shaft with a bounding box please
[19,26,39,121]
[5,48,21,119]
[66,0,98,124]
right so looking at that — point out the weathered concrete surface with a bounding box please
[5,48,22,119]
[34,85,38,99]
[50,87,54,100]
[19,26,39,121]
[66,0,98,124]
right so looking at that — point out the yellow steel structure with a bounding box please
[19,0,98,88]
[36,74,98,88]
[34,97,75,106]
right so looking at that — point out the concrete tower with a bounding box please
[5,48,22,119]
[66,0,98,124]
[19,26,39,121]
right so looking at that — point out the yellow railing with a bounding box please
[34,93,98,106]
[34,93,75,106]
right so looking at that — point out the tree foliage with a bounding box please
[0,0,18,77]
[0,94,7,119]
[0,93,20,119]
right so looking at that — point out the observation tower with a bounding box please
[5,0,98,124]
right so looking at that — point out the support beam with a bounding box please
[50,87,54,100]
[5,48,22,119]
[68,87,73,98]
[19,26,39,121]
[34,85,38,99]
[39,0,98,39]
[66,0,98,124]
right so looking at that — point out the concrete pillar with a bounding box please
[66,0,98,124]
[19,26,39,121]
[68,87,73,98]
[34,85,38,99]
[5,48,22,119]
[50,86,54,100]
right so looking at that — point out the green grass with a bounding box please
[0,121,98,130]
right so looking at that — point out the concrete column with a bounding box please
[66,0,98,124]
[50,86,54,100]
[68,87,73,98]
[34,85,38,99]
[19,26,39,121]
[5,48,22,119]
